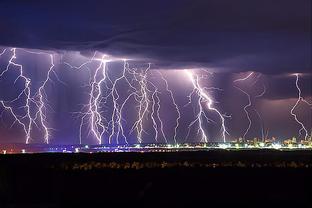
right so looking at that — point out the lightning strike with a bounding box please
[254,84,266,141]
[0,48,33,143]
[36,54,55,144]
[185,70,228,143]
[233,72,254,141]
[158,72,181,143]
[148,77,167,143]
[2,47,310,146]
[290,74,310,140]
[109,61,137,144]
[0,100,27,132]
[0,48,57,143]
[130,64,151,143]
[89,56,108,144]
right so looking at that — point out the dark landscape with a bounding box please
[0,150,311,207]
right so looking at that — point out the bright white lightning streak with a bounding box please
[302,99,312,107]
[184,76,211,142]
[119,63,167,144]
[158,72,181,144]
[0,48,59,144]
[254,109,264,141]
[0,49,6,56]
[64,52,98,71]
[236,87,252,140]
[109,61,137,144]
[255,84,266,98]
[255,84,266,141]
[0,48,33,143]
[67,55,150,145]
[68,54,110,144]
[233,72,254,140]
[290,74,309,140]
[0,101,27,132]
[150,87,160,142]
[64,52,100,144]
[67,56,149,145]
[21,49,58,144]
[185,70,228,143]
[126,63,171,144]
[36,54,55,144]
[89,56,108,144]
[70,54,135,145]
[116,91,137,143]
[147,75,167,143]
[130,64,151,143]
[234,72,254,82]
[108,65,125,144]
[146,77,167,143]
[156,91,167,143]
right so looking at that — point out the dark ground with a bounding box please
[0,150,311,208]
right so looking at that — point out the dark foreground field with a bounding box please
[0,150,311,207]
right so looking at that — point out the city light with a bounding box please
[1,139,311,154]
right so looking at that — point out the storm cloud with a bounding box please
[0,0,310,73]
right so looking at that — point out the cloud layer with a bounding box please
[0,0,310,73]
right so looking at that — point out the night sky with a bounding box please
[0,0,311,144]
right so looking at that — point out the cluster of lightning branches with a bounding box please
[290,74,312,140]
[184,70,230,143]
[233,72,268,141]
[0,48,63,144]
[66,53,183,145]
[233,72,312,141]
[0,48,262,145]
[1,48,311,145]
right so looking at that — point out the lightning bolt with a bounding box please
[21,49,60,144]
[185,70,228,143]
[0,48,33,143]
[0,48,57,143]
[88,55,108,144]
[125,64,170,144]
[0,48,6,56]
[235,88,252,141]
[3,48,310,146]
[64,52,110,144]
[66,54,152,144]
[254,109,264,141]
[64,52,97,71]
[130,64,151,143]
[234,72,269,141]
[119,63,167,144]
[290,73,310,140]
[36,54,55,144]
[255,84,266,141]
[150,86,160,142]
[109,60,138,144]
[233,72,254,141]
[68,56,156,145]
[234,72,254,83]
[149,78,167,143]
[158,72,181,143]
[64,51,99,144]
[0,100,27,133]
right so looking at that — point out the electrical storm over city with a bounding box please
[0,1,311,207]
[0,0,311,147]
